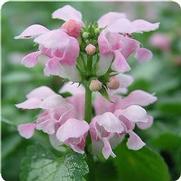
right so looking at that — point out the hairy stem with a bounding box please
[84,84,92,122]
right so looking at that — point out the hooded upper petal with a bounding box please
[116,105,148,123]
[132,19,160,33]
[15,24,49,39]
[52,5,82,23]
[17,123,36,139]
[34,29,71,49]
[118,90,157,109]
[96,112,124,134]
[16,98,42,109]
[98,12,126,28]
[137,115,153,129]
[56,118,89,142]
[26,86,56,99]
[108,18,159,34]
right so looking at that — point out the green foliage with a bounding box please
[20,145,89,181]
[114,144,171,181]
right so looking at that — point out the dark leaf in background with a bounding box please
[114,144,170,181]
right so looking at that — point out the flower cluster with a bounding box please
[15,5,159,159]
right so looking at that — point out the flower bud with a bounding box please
[61,19,82,38]
[89,80,102,91]
[82,32,89,39]
[85,44,96,55]
[107,76,120,89]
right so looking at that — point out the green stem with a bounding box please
[84,84,92,122]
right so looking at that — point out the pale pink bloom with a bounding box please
[17,123,36,139]
[90,112,124,159]
[114,106,147,150]
[94,90,157,117]
[52,5,83,38]
[107,18,159,34]
[98,12,126,28]
[16,86,70,110]
[117,90,157,109]
[56,118,89,154]
[135,48,153,63]
[149,33,171,51]
[14,24,49,39]
[52,5,83,24]
[35,107,74,135]
[98,31,153,73]
[60,82,85,120]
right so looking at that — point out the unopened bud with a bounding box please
[82,32,89,39]
[85,44,96,55]
[94,28,100,34]
[61,19,81,38]
[89,80,102,91]
[107,76,120,89]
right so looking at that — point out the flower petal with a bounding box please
[135,48,153,63]
[96,112,124,133]
[119,90,157,108]
[108,18,160,34]
[127,132,145,150]
[58,37,80,65]
[96,54,113,76]
[17,123,36,139]
[21,51,41,68]
[44,57,61,76]
[137,115,153,129]
[60,82,85,95]
[52,5,82,23]
[102,138,116,159]
[107,18,133,34]
[34,29,70,49]
[112,51,130,72]
[16,98,41,109]
[26,86,56,99]
[119,105,148,123]
[56,118,89,142]
[98,12,126,28]
[132,19,160,33]
[15,24,49,39]
[120,36,140,58]
[39,94,69,109]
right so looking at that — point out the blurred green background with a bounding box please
[1,2,181,181]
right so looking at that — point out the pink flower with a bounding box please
[98,31,153,73]
[16,86,70,110]
[17,123,36,139]
[90,105,150,159]
[90,112,124,159]
[52,5,83,38]
[106,18,159,34]
[149,33,171,51]
[14,24,49,39]
[56,118,89,154]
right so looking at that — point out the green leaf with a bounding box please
[113,144,170,181]
[20,144,89,181]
